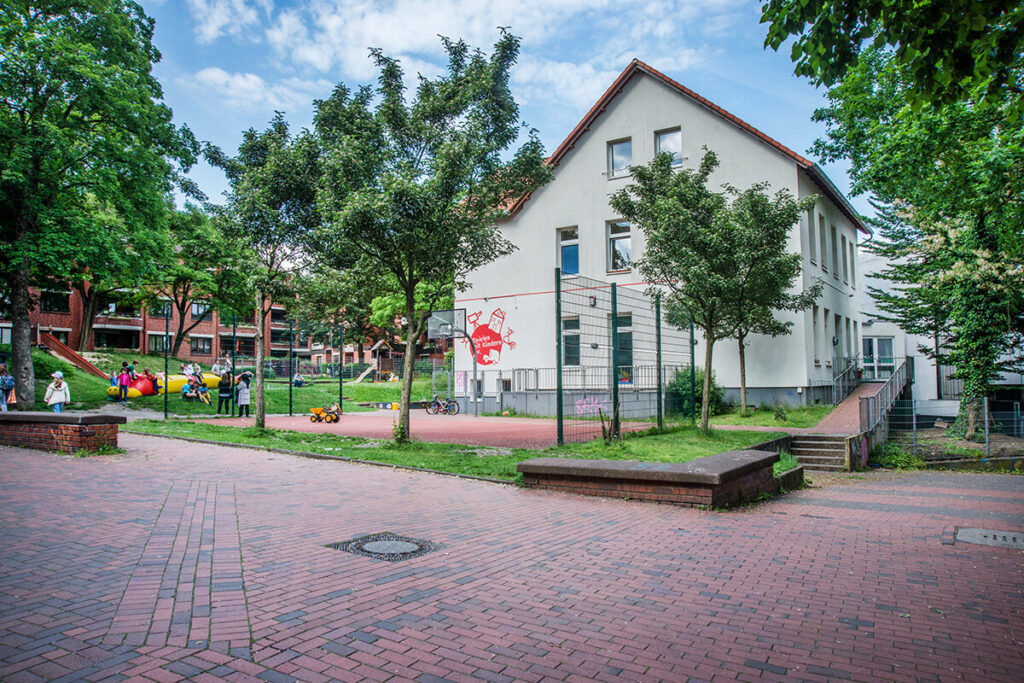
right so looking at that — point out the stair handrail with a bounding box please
[832,356,861,405]
[859,357,910,432]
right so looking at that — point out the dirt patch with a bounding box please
[454,447,513,457]
[911,428,1024,459]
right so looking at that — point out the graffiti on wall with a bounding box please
[464,308,516,365]
[575,396,608,416]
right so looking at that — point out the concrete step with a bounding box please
[793,454,847,466]
[799,462,850,472]
[794,434,848,444]
[786,446,843,456]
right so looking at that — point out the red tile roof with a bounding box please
[507,59,870,236]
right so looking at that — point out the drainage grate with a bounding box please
[326,532,444,562]
[954,528,1024,550]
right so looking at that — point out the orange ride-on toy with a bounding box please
[309,404,340,423]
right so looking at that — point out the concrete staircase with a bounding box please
[790,434,849,471]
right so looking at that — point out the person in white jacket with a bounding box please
[45,371,71,413]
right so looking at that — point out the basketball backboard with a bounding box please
[427,308,467,340]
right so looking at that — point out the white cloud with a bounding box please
[511,58,621,111]
[186,67,333,113]
[186,0,273,44]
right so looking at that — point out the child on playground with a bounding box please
[0,364,14,412]
[196,381,211,405]
[44,371,71,413]
[143,368,160,393]
[181,379,199,401]
[116,365,131,404]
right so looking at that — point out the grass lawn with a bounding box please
[708,404,834,429]
[123,419,788,481]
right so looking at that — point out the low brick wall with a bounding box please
[0,413,126,453]
[518,450,781,508]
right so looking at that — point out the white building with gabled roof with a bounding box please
[454,59,871,408]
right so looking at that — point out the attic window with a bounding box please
[607,139,631,178]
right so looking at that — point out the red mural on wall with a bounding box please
[465,308,516,365]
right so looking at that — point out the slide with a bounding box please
[352,361,376,384]
[40,332,108,379]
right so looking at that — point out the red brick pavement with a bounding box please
[1,434,1023,682]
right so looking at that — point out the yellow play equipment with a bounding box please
[106,373,220,400]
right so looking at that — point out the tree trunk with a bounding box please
[701,335,715,432]
[254,290,267,428]
[171,301,189,358]
[737,331,747,415]
[397,322,417,443]
[10,262,36,409]
[75,283,98,352]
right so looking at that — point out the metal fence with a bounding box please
[875,397,1024,462]
[555,272,692,444]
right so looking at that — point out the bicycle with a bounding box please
[425,394,460,415]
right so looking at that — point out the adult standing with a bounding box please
[236,373,251,417]
[216,372,232,414]
[44,371,71,413]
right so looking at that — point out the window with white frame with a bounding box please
[808,209,817,264]
[841,234,849,283]
[849,241,856,287]
[562,317,580,366]
[818,214,827,271]
[148,333,168,354]
[0,327,10,344]
[812,305,820,363]
[607,139,631,178]
[831,225,839,278]
[607,221,632,271]
[190,301,211,320]
[559,227,579,275]
[655,128,682,166]
[614,313,633,384]
[190,336,212,355]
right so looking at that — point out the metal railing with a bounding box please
[860,357,912,432]
[809,355,860,405]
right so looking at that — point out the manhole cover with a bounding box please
[326,532,443,562]
[954,528,1024,550]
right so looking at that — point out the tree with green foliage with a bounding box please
[761,0,1024,115]
[312,32,552,441]
[611,150,743,432]
[140,205,248,357]
[289,262,383,364]
[207,114,320,429]
[811,50,1024,437]
[0,1,198,407]
[724,186,822,414]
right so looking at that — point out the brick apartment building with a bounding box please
[0,287,359,366]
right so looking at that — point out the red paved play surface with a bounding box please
[2,435,1023,682]
[200,410,596,449]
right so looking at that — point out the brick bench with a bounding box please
[517,450,786,508]
[0,413,127,453]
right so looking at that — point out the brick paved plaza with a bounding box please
[1,434,1022,682]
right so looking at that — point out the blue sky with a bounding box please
[143,0,868,215]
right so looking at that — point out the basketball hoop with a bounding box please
[427,309,466,340]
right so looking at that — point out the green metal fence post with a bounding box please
[231,314,237,416]
[344,323,348,413]
[163,309,169,420]
[555,268,564,446]
[288,320,294,417]
[689,314,696,425]
[656,292,663,431]
[611,283,619,438]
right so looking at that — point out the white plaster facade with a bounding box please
[455,61,869,406]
